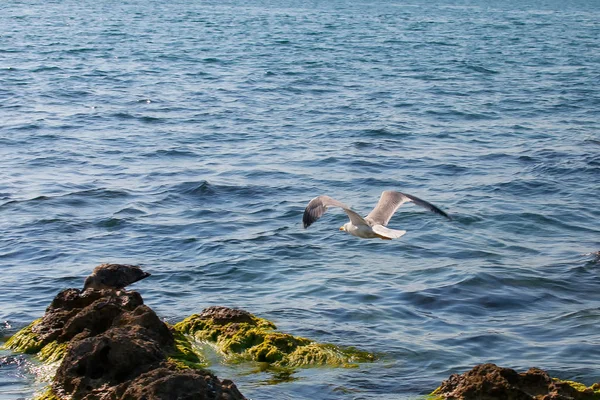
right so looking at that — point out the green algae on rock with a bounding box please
[168,329,209,370]
[32,387,61,400]
[3,319,67,364]
[430,363,600,400]
[173,306,375,368]
[3,319,43,354]
[3,285,246,400]
[548,379,600,400]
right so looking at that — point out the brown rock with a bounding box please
[112,304,174,347]
[114,366,246,400]
[32,289,144,345]
[198,306,255,325]
[435,363,531,400]
[32,288,102,344]
[19,264,247,400]
[434,363,597,400]
[83,264,151,291]
[53,327,165,398]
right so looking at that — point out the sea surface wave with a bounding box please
[1,0,599,399]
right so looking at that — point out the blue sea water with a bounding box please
[1,0,599,398]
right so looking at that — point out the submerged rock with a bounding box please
[174,306,376,368]
[431,363,600,400]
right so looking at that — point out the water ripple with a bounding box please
[1,0,600,399]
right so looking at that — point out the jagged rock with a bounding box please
[83,264,151,291]
[112,366,246,400]
[53,326,165,399]
[113,304,174,347]
[32,288,143,345]
[4,265,246,400]
[431,363,600,400]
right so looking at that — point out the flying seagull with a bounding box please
[83,264,151,291]
[303,191,451,240]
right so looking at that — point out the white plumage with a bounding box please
[302,191,450,240]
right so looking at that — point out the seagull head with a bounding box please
[339,222,350,232]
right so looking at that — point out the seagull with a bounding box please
[83,264,151,291]
[303,191,451,240]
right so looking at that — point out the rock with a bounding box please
[83,264,151,291]
[198,306,256,325]
[112,366,247,400]
[174,306,375,368]
[113,304,174,347]
[431,363,600,400]
[53,327,165,399]
[4,265,246,400]
[33,288,143,345]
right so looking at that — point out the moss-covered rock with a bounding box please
[430,363,600,400]
[3,319,44,354]
[168,329,208,370]
[2,319,67,364]
[3,284,245,400]
[549,379,600,400]
[173,306,375,368]
[32,387,60,400]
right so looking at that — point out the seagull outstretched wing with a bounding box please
[303,195,368,228]
[365,191,451,226]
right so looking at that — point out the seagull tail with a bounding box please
[371,225,407,239]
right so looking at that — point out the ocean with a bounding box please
[1,0,599,398]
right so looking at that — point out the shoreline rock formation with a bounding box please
[431,363,600,400]
[1,264,375,399]
[174,306,375,368]
[6,264,598,399]
[4,286,245,400]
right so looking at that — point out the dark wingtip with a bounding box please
[403,193,451,221]
[437,208,452,220]
[302,210,312,229]
[431,205,452,221]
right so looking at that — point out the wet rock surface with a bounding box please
[4,265,246,400]
[432,363,600,400]
[174,305,376,368]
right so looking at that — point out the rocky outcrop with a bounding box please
[3,264,377,399]
[174,306,376,368]
[431,363,600,400]
[110,367,244,400]
[4,282,245,400]
[6,265,600,400]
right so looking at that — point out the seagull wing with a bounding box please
[303,195,368,228]
[365,191,451,226]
